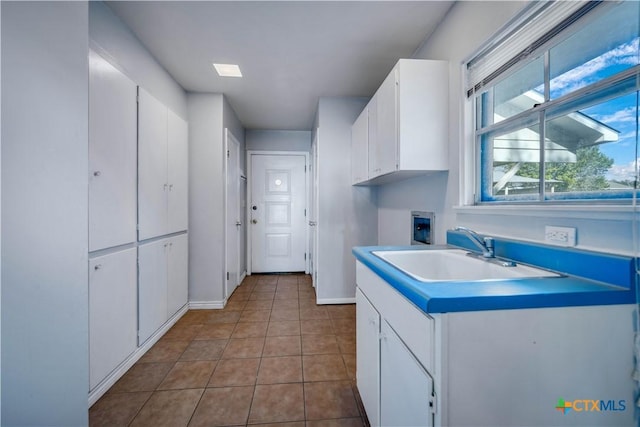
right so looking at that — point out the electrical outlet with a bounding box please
[545,226,577,246]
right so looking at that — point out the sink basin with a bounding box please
[373,249,561,282]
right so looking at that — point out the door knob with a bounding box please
[236,221,242,226]
[309,221,317,226]
[252,219,258,224]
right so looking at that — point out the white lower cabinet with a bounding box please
[357,260,636,427]
[139,234,188,344]
[356,289,380,427]
[380,320,433,427]
[89,248,137,391]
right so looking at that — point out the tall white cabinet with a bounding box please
[88,51,189,404]
[138,89,189,240]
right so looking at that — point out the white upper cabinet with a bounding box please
[89,51,137,251]
[353,59,449,185]
[351,107,369,185]
[138,88,188,240]
[167,110,189,234]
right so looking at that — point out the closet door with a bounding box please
[167,234,188,318]
[88,51,137,251]
[167,109,189,234]
[138,239,169,344]
[138,88,168,241]
[89,248,137,390]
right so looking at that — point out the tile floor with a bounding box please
[90,273,368,427]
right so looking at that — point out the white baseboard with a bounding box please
[189,300,225,309]
[239,271,247,283]
[88,304,189,407]
[316,297,356,305]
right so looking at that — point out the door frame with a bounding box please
[246,150,310,275]
[224,129,241,299]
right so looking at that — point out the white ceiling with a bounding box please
[106,1,454,130]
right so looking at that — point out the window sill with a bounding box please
[453,204,637,221]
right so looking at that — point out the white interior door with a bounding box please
[310,134,319,287]
[225,130,241,297]
[250,153,307,273]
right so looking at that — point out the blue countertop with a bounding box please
[352,243,637,313]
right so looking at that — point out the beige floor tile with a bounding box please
[222,337,265,359]
[194,323,235,340]
[89,391,151,427]
[208,358,260,387]
[273,299,300,310]
[300,307,329,320]
[163,324,204,341]
[110,363,173,393]
[248,383,305,424]
[304,381,360,420]
[305,418,364,427]
[207,310,241,324]
[158,361,217,390]
[326,304,356,320]
[129,389,203,427]
[301,320,333,335]
[180,339,228,361]
[245,299,274,311]
[249,291,276,301]
[177,310,212,326]
[138,340,190,363]
[268,320,302,336]
[223,299,247,311]
[239,309,271,323]
[275,290,299,300]
[257,276,279,286]
[257,356,303,384]
[232,321,269,338]
[336,334,356,354]
[342,354,357,381]
[263,336,302,357]
[270,308,300,321]
[302,334,340,355]
[330,318,356,335]
[302,354,348,382]
[189,386,254,427]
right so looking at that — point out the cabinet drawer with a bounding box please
[356,261,435,373]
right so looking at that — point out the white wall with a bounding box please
[189,94,245,305]
[246,130,312,153]
[89,1,187,119]
[1,2,89,425]
[316,98,378,302]
[376,1,637,256]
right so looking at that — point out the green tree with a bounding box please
[511,146,613,191]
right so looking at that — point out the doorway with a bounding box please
[225,129,242,299]
[248,152,308,273]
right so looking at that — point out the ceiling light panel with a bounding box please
[213,63,242,77]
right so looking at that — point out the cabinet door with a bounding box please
[167,234,188,318]
[356,289,381,427]
[138,239,169,344]
[351,108,368,185]
[89,248,137,390]
[375,69,398,177]
[88,51,137,252]
[167,109,189,234]
[138,88,168,241]
[380,320,433,427]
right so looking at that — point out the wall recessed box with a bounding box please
[411,211,434,245]
[351,59,449,186]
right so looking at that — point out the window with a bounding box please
[468,1,639,203]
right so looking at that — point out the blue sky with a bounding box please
[549,37,639,182]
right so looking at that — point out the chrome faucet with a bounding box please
[454,226,495,258]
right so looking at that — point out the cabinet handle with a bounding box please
[169,184,174,191]
[94,264,102,271]
[164,183,168,190]
[93,171,101,177]
[379,332,387,341]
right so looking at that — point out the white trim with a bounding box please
[246,150,311,275]
[239,271,247,284]
[224,128,242,299]
[453,204,638,221]
[316,297,356,305]
[88,304,188,407]
[189,300,225,310]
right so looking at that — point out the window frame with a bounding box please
[466,1,639,206]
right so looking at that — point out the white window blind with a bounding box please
[466,0,602,97]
